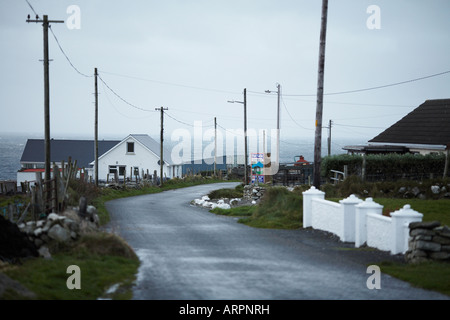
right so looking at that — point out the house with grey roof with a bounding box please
[344,99,450,155]
[93,134,181,182]
[17,134,182,185]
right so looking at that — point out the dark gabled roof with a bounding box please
[369,99,450,146]
[20,139,120,168]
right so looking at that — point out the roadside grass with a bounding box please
[209,185,450,296]
[379,261,450,296]
[210,205,256,217]
[327,197,450,226]
[210,186,303,229]
[1,177,236,300]
[2,232,140,300]
[208,183,244,200]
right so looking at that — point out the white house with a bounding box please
[17,134,182,185]
[91,134,182,182]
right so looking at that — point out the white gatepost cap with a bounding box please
[302,186,325,195]
[390,204,423,219]
[356,197,383,209]
[339,194,362,204]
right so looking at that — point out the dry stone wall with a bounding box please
[17,204,99,259]
[405,221,450,263]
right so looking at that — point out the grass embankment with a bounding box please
[2,176,235,300]
[2,233,139,300]
[208,183,450,296]
[209,185,302,229]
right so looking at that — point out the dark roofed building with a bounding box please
[20,139,120,169]
[344,99,450,155]
[369,99,450,147]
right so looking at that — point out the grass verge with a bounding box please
[210,186,303,229]
[209,185,450,296]
[2,177,236,300]
[379,261,450,296]
[2,232,140,300]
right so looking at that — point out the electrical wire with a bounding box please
[283,70,450,97]
[49,26,93,78]
[99,70,241,95]
[98,74,157,113]
[25,0,38,16]
[281,97,315,131]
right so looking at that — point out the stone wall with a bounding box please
[243,185,266,203]
[17,205,99,259]
[405,221,450,263]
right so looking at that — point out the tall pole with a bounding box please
[244,88,248,185]
[94,68,99,186]
[26,14,64,213]
[155,107,168,186]
[313,0,329,188]
[327,119,332,157]
[214,117,217,177]
[43,15,50,196]
[276,84,281,133]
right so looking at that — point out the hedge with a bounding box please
[321,153,447,181]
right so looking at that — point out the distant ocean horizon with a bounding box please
[0,132,368,181]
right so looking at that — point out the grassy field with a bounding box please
[2,232,139,300]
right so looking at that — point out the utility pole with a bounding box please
[265,83,281,181]
[313,0,329,189]
[214,117,217,177]
[26,14,64,213]
[155,107,168,186]
[327,119,333,157]
[94,68,99,186]
[227,89,248,185]
[243,88,248,185]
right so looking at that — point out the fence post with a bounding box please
[302,186,325,228]
[339,194,363,242]
[390,205,423,254]
[355,198,383,248]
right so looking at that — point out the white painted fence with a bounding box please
[302,187,423,255]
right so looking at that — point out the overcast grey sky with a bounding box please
[1,0,449,144]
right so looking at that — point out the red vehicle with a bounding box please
[294,155,309,166]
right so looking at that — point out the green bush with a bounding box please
[321,153,447,182]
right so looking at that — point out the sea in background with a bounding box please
[0,132,367,181]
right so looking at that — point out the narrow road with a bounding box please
[105,182,448,300]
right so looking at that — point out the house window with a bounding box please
[127,142,135,154]
[109,166,117,174]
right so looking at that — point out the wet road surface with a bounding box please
[105,182,449,300]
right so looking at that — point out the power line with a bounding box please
[25,0,38,16]
[49,26,93,78]
[281,97,314,131]
[99,70,241,95]
[333,122,386,129]
[284,70,450,97]
[98,74,157,113]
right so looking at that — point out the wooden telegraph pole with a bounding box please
[313,0,329,188]
[94,68,99,186]
[155,107,168,186]
[214,117,217,177]
[243,88,248,185]
[26,14,64,213]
